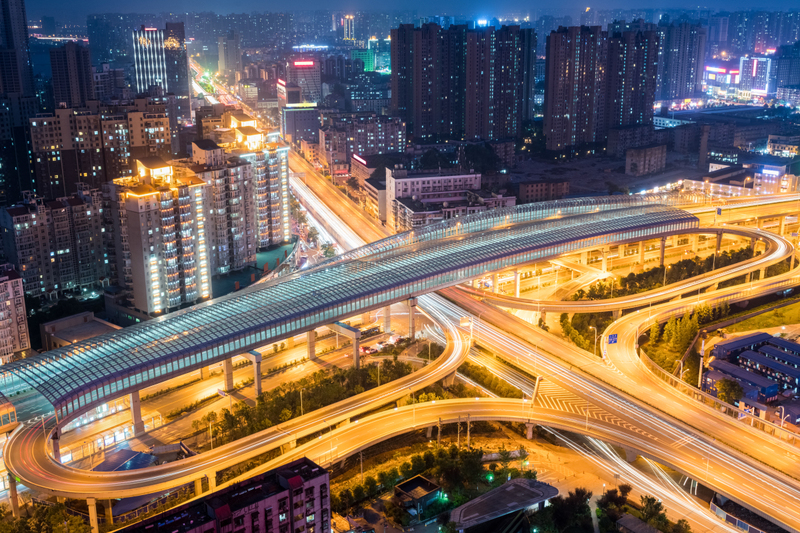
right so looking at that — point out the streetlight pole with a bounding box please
[663,265,670,288]
[300,389,304,416]
[590,326,597,356]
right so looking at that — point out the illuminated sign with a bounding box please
[752,60,758,77]
[294,61,315,67]
[730,70,739,74]
[277,79,286,86]
[144,27,157,31]
[762,169,780,176]
[352,154,366,165]
[705,66,726,73]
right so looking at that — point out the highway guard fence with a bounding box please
[709,501,767,533]
[58,413,164,465]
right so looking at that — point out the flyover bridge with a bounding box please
[2,202,697,429]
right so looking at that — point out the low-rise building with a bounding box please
[394,475,440,515]
[706,359,779,402]
[281,105,320,146]
[0,265,30,363]
[363,177,387,223]
[394,191,515,232]
[625,144,666,176]
[767,134,800,157]
[40,311,120,351]
[117,457,330,533]
[514,180,570,204]
[777,85,800,106]
[739,350,800,394]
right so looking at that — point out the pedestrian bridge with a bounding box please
[2,199,698,424]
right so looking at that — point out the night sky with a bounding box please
[26,0,800,26]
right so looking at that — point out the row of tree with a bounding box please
[458,362,523,398]
[597,485,692,533]
[649,301,731,355]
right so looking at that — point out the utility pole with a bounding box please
[457,415,461,448]
[467,414,471,448]
[360,451,364,483]
[437,418,442,446]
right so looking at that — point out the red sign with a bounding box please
[277,79,286,86]
[352,154,366,165]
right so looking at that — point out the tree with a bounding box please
[339,488,354,511]
[649,322,660,344]
[716,378,744,404]
[551,487,593,533]
[497,444,513,475]
[322,243,336,258]
[307,227,319,245]
[663,316,678,343]
[673,519,693,533]
[640,495,668,529]
[353,484,366,502]
[364,476,378,496]
[346,177,359,190]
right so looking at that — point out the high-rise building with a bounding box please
[344,14,355,41]
[391,22,533,142]
[29,101,172,198]
[163,22,190,120]
[50,42,95,108]
[0,264,29,362]
[350,49,376,72]
[92,63,129,101]
[657,22,706,101]
[287,59,322,102]
[520,29,538,122]
[606,30,659,129]
[543,26,608,152]
[318,112,406,171]
[0,0,37,206]
[218,31,242,79]
[132,26,168,95]
[0,185,107,298]
[105,157,211,315]
[739,56,775,97]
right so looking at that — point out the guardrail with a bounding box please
[709,502,767,533]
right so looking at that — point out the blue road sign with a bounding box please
[608,334,617,344]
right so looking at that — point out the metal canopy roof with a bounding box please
[2,202,697,414]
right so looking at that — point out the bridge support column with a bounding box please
[525,423,536,440]
[195,478,204,496]
[87,498,99,533]
[659,237,666,267]
[7,474,19,518]
[130,390,145,436]
[426,426,433,439]
[383,306,391,333]
[105,500,113,525]
[287,336,295,349]
[750,237,756,251]
[639,241,645,267]
[280,439,297,454]
[307,331,316,360]
[328,322,362,369]
[361,311,371,324]
[580,251,588,265]
[623,448,638,463]
[601,248,609,272]
[353,338,360,369]
[716,231,723,254]
[209,473,217,492]
[223,358,234,392]
[514,270,521,298]
[243,351,262,396]
[407,298,417,339]
[443,371,456,387]
[200,366,208,380]
[618,244,625,261]
[780,216,786,236]
[52,426,61,463]
[492,273,499,293]
[612,309,621,320]
[690,235,699,253]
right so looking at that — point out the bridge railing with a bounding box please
[639,347,798,446]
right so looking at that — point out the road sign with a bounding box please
[608,334,617,344]
[793,232,798,238]
[217,389,227,397]
[716,208,722,215]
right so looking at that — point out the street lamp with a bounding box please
[663,265,671,288]
[589,326,598,356]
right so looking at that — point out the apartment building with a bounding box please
[0,185,107,298]
[0,265,29,363]
[105,157,210,315]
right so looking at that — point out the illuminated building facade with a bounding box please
[738,56,775,98]
[344,15,355,41]
[131,23,190,120]
[287,59,322,102]
[105,158,210,315]
[132,26,168,95]
[0,265,28,362]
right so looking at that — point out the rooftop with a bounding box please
[739,351,800,380]
[395,475,440,500]
[714,332,773,355]
[759,345,800,368]
[193,139,220,151]
[708,360,778,390]
[136,156,170,170]
[617,513,661,533]
[450,479,558,530]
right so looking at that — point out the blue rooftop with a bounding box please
[709,360,778,390]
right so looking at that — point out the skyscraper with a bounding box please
[218,31,242,79]
[606,30,659,129]
[657,22,707,100]
[344,15,355,41]
[132,23,190,122]
[132,26,168,95]
[163,22,190,120]
[543,26,608,152]
[50,42,95,108]
[0,0,37,206]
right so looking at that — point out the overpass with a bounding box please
[1,201,697,430]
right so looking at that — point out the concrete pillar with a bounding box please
[601,249,608,272]
[209,473,217,492]
[353,337,360,369]
[407,298,417,339]
[199,366,208,380]
[780,216,786,236]
[223,358,234,392]
[287,336,295,349]
[129,390,145,436]
[472,278,480,289]
[253,359,262,396]
[618,244,625,261]
[88,498,99,533]
[514,270,521,298]
[7,474,19,518]
[426,426,433,439]
[383,305,391,333]
[361,311,371,324]
[659,237,666,267]
[526,422,535,440]
[492,273,499,293]
[612,309,621,319]
[194,478,204,496]
[105,500,113,525]
[691,235,699,253]
[624,448,638,463]
[716,231,723,254]
[580,251,588,265]
[750,237,757,251]
[639,241,646,267]
[52,427,61,463]
[443,371,456,387]
[307,331,316,360]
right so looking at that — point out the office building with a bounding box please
[0,265,29,362]
[218,31,242,79]
[117,457,330,533]
[657,22,707,101]
[277,80,303,108]
[0,0,34,97]
[0,185,107,298]
[50,42,95,108]
[319,112,406,166]
[29,100,172,199]
[385,165,481,231]
[543,26,608,152]
[739,56,775,98]
[105,157,210,315]
[391,23,533,142]
[515,180,570,203]
[344,14,355,41]
[281,106,320,145]
[287,59,322,102]
[369,37,392,70]
[132,23,190,120]
[350,49,376,72]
